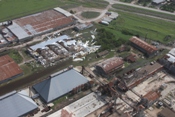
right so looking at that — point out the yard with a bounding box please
[8,51,23,64]
[81,11,100,19]
[0,0,108,22]
[96,10,175,44]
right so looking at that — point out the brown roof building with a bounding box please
[130,37,158,57]
[7,9,75,41]
[158,108,175,117]
[124,54,136,63]
[0,55,23,83]
[96,57,124,76]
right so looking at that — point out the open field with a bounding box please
[112,4,175,21]
[81,11,100,19]
[97,11,175,43]
[0,0,108,22]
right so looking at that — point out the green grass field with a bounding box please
[81,11,100,19]
[0,0,108,22]
[112,4,175,21]
[97,11,175,43]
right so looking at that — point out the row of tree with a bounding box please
[96,28,127,51]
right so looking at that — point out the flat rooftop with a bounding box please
[8,9,74,40]
[48,92,106,117]
[125,62,163,88]
[0,55,23,82]
[132,71,173,96]
[119,62,163,89]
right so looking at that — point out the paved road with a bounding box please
[104,0,175,16]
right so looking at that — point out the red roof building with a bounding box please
[0,55,23,83]
[130,37,158,57]
[142,91,161,107]
[96,57,124,76]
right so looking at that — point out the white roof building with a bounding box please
[48,92,106,117]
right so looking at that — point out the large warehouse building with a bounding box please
[7,7,75,41]
[130,36,158,57]
[33,68,89,103]
[96,57,124,76]
[0,55,23,84]
[48,92,106,117]
[0,90,38,117]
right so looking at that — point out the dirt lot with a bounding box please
[0,59,72,96]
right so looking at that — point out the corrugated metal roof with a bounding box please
[97,57,124,74]
[130,36,158,54]
[33,69,88,103]
[54,7,72,17]
[169,48,175,57]
[143,91,160,101]
[30,35,69,51]
[152,0,165,4]
[8,10,74,40]
[0,55,23,82]
[8,22,30,40]
[0,90,37,117]
[166,53,175,63]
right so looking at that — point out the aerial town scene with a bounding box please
[0,0,175,117]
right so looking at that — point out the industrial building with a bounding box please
[0,34,8,47]
[33,68,90,103]
[158,108,175,117]
[0,55,23,84]
[29,34,100,66]
[48,92,106,117]
[97,50,109,58]
[0,90,38,117]
[152,0,166,5]
[130,36,158,57]
[118,62,163,90]
[100,12,118,25]
[28,35,70,66]
[7,8,75,41]
[159,48,175,75]
[141,91,161,108]
[96,57,124,76]
[0,26,17,48]
[124,54,137,63]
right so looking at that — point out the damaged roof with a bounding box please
[97,57,124,74]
